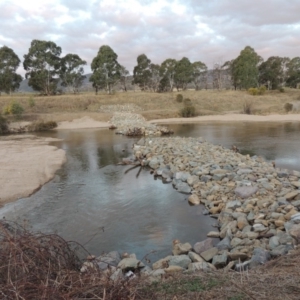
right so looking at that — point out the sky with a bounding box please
[1,0,300,75]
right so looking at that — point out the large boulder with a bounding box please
[168,255,192,269]
[194,238,214,254]
[172,242,192,255]
[118,258,145,271]
[235,186,258,199]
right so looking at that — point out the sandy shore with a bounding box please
[150,113,300,124]
[57,116,109,129]
[55,114,300,131]
[0,135,66,205]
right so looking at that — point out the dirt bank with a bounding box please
[0,135,66,205]
[150,113,300,124]
[57,116,109,130]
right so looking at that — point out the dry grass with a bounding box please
[1,219,300,299]
[1,89,300,123]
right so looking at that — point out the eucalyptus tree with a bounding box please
[60,54,86,94]
[174,57,193,91]
[23,40,62,95]
[132,54,152,91]
[286,57,300,88]
[191,61,207,90]
[231,46,262,89]
[0,46,22,95]
[159,58,177,92]
[90,45,121,94]
[258,56,291,89]
[119,65,129,91]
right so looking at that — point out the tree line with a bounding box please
[0,40,300,95]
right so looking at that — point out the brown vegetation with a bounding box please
[0,88,300,124]
[1,220,300,300]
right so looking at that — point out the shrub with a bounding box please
[0,114,9,135]
[248,86,266,96]
[284,103,293,112]
[258,86,266,95]
[28,97,35,107]
[248,88,258,96]
[278,87,285,93]
[180,105,196,117]
[176,94,183,102]
[3,101,24,119]
[183,98,192,106]
[27,121,58,132]
[243,100,254,114]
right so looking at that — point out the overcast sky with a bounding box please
[1,0,300,75]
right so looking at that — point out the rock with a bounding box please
[97,251,121,270]
[149,157,159,169]
[188,262,215,272]
[228,252,248,261]
[110,269,123,281]
[147,269,165,282]
[118,258,145,271]
[285,191,299,201]
[290,213,300,224]
[253,224,267,232]
[226,200,242,210]
[175,181,192,194]
[230,238,242,248]
[288,224,300,244]
[291,181,300,188]
[175,171,190,182]
[188,194,200,205]
[200,247,219,262]
[271,244,294,257]
[237,216,249,230]
[187,175,199,186]
[188,251,204,263]
[207,231,220,238]
[249,248,270,268]
[218,211,234,224]
[168,255,191,269]
[212,252,228,268]
[217,236,231,250]
[235,186,258,199]
[274,220,285,227]
[164,265,184,273]
[172,242,192,255]
[269,236,280,250]
[152,256,172,270]
[193,238,214,254]
[237,169,253,175]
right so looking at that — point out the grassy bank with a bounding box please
[0,89,300,123]
[1,220,299,300]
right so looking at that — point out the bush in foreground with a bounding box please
[176,94,183,102]
[2,101,24,119]
[0,114,9,134]
[248,86,266,96]
[284,102,293,112]
[27,120,58,132]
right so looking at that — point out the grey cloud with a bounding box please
[1,0,300,75]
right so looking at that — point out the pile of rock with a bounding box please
[110,112,173,136]
[132,136,300,270]
[99,104,142,113]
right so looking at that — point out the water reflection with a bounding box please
[168,122,300,171]
[0,128,216,261]
[1,122,300,261]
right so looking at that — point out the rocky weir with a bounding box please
[131,137,300,270]
[80,135,300,282]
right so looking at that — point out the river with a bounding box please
[0,121,299,261]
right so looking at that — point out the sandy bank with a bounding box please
[57,116,109,130]
[55,114,300,131]
[0,135,66,205]
[150,113,300,124]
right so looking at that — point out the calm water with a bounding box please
[1,122,300,261]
